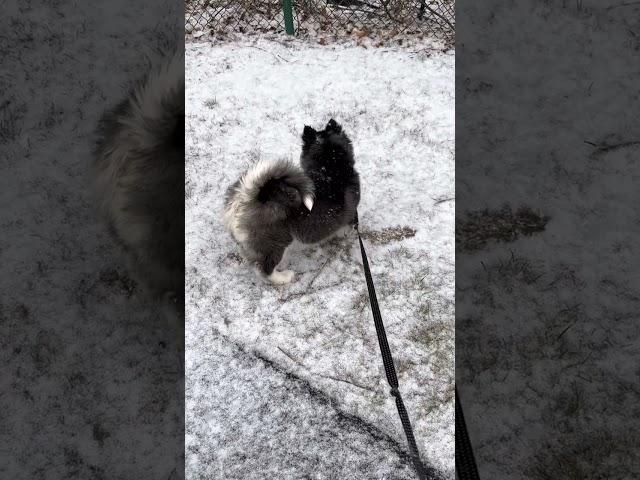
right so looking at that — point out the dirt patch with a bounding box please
[360,226,416,245]
[457,206,548,253]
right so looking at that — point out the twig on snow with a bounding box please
[607,1,640,10]
[317,372,376,392]
[246,45,292,63]
[278,258,337,302]
[433,196,454,205]
[307,256,333,289]
[277,346,305,367]
[584,139,640,153]
[277,345,375,392]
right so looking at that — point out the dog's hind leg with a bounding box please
[258,247,295,285]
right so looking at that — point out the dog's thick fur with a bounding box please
[93,50,185,304]
[224,119,360,284]
[223,159,315,284]
[293,118,360,242]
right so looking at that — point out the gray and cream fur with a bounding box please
[93,50,185,306]
[224,159,315,284]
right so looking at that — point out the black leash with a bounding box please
[455,387,480,480]
[356,225,430,480]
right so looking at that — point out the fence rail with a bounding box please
[185,0,454,41]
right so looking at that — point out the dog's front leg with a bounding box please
[258,247,295,285]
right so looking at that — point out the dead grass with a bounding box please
[185,0,454,47]
[360,225,417,245]
[457,205,549,253]
[0,99,27,144]
[203,98,218,109]
[525,428,640,480]
[480,251,545,287]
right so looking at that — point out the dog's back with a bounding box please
[293,119,360,243]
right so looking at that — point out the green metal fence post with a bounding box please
[283,0,295,35]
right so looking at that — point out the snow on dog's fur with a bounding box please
[295,119,360,242]
[224,119,360,285]
[93,50,185,307]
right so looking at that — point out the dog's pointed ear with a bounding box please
[326,119,342,133]
[302,125,316,145]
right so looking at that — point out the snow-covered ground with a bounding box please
[187,335,424,479]
[186,38,454,478]
[457,1,640,478]
[1,1,183,479]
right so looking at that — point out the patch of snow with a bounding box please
[187,335,423,479]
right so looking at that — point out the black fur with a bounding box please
[293,118,360,243]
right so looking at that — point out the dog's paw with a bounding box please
[268,269,295,285]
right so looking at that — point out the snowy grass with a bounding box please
[186,38,454,477]
[187,335,424,479]
[456,1,640,478]
[0,1,183,478]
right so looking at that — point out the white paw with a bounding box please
[267,269,295,285]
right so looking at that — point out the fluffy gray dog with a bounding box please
[93,50,184,309]
[223,159,315,284]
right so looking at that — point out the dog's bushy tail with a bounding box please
[240,159,312,203]
[224,159,314,233]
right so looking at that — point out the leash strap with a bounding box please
[356,228,429,480]
[455,387,480,479]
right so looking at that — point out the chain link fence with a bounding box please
[185,0,454,41]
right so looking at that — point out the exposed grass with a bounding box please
[360,225,417,245]
[456,205,548,253]
[203,98,218,109]
[0,99,27,144]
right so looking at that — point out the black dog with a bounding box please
[292,118,360,242]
